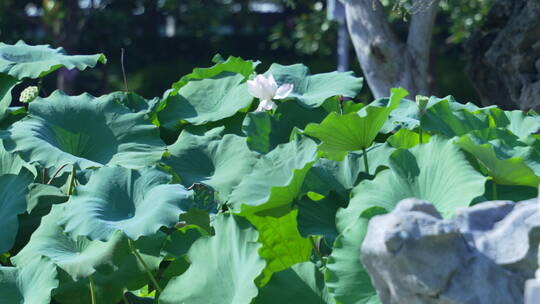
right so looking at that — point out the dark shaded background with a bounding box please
[0,0,479,103]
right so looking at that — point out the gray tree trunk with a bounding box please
[465,0,540,110]
[342,0,440,99]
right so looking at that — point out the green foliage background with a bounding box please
[0,41,537,304]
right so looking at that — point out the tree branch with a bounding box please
[406,0,441,76]
[343,0,406,97]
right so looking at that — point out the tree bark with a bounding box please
[55,0,81,95]
[465,0,540,110]
[343,0,440,98]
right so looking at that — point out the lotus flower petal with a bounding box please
[274,83,294,100]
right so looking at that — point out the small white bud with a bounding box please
[19,86,39,103]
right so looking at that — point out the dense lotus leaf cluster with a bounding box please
[0,41,538,304]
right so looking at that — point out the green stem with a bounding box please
[67,165,76,195]
[419,127,423,144]
[128,239,162,293]
[492,181,498,200]
[309,236,325,266]
[122,293,130,304]
[362,147,370,175]
[89,275,97,304]
[47,163,69,185]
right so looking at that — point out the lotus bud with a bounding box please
[19,86,39,103]
[415,95,429,111]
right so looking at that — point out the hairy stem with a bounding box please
[67,165,76,195]
[122,293,130,304]
[362,147,370,175]
[47,164,69,185]
[89,275,97,304]
[128,239,162,293]
[309,236,325,265]
[121,48,129,92]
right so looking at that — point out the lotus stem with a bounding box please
[121,48,129,92]
[419,128,423,144]
[47,163,69,185]
[89,275,97,304]
[41,168,47,184]
[128,239,162,293]
[309,236,325,266]
[122,293,130,304]
[362,147,370,175]
[492,181,498,200]
[67,165,77,196]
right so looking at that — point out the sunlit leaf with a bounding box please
[160,214,265,304]
[228,136,318,216]
[0,41,106,79]
[164,127,258,202]
[60,166,194,241]
[305,88,407,160]
[267,63,363,108]
[2,91,165,173]
[339,136,486,232]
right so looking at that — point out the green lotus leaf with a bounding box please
[124,292,155,304]
[479,181,538,202]
[160,214,266,304]
[0,73,19,112]
[255,262,335,304]
[1,91,165,173]
[60,166,195,241]
[0,137,33,175]
[324,216,380,304]
[52,235,162,304]
[387,128,431,149]
[455,128,540,187]
[378,95,493,134]
[321,96,364,114]
[0,166,33,253]
[14,183,68,254]
[12,204,127,280]
[302,144,394,200]
[0,106,26,130]
[488,108,540,138]
[228,136,318,216]
[109,91,160,115]
[339,136,486,232]
[304,88,408,161]
[25,183,68,214]
[377,97,419,133]
[421,98,491,137]
[162,226,207,259]
[163,126,258,202]
[242,100,328,153]
[246,209,312,285]
[158,72,253,129]
[0,41,106,79]
[0,257,58,304]
[124,285,157,304]
[172,55,258,91]
[266,63,363,108]
[159,257,190,289]
[296,192,345,246]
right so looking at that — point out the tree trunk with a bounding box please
[343,0,440,99]
[55,0,81,95]
[465,0,540,110]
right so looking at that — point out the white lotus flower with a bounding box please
[19,86,39,103]
[247,73,294,112]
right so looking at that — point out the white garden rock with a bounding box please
[361,197,540,304]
